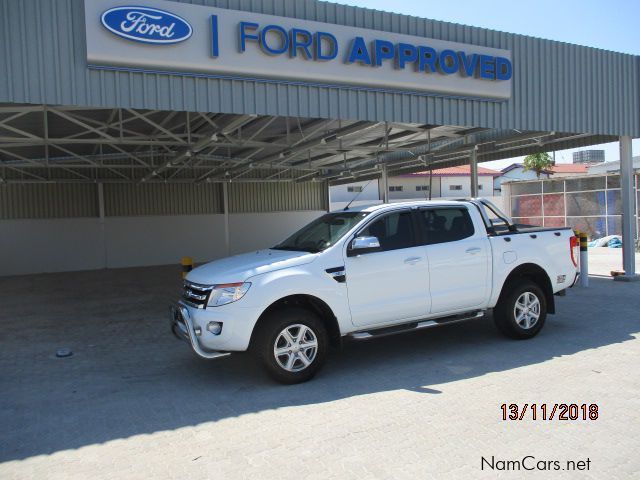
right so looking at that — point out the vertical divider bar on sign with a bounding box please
[211,15,219,58]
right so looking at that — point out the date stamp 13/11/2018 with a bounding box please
[500,403,599,421]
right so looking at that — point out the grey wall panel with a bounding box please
[104,214,226,268]
[228,210,324,254]
[0,218,105,275]
[228,181,327,213]
[0,211,325,275]
[0,0,638,135]
[0,184,97,219]
[104,183,223,216]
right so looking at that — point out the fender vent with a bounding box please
[325,266,346,283]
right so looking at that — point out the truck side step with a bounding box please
[347,310,484,340]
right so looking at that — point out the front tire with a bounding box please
[494,280,547,339]
[254,308,328,384]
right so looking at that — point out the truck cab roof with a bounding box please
[338,199,473,214]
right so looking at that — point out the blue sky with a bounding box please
[334,0,639,169]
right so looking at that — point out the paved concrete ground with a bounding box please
[1,265,639,479]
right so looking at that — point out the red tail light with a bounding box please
[570,236,579,267]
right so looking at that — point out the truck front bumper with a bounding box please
[170,303,231,359]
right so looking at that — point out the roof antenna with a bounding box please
[344,179,373,211]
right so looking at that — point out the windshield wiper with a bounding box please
[271,245,319,253]
[272,245,299,251]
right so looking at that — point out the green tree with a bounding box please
[522,152,553,178]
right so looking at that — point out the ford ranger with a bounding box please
[170,199,579,384]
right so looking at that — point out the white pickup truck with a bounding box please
[171,199,579,384]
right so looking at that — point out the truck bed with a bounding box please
[494,224,574,235]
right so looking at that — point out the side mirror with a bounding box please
[347,236,381,256]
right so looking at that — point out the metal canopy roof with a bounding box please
[2,0,639,138]
[0,104,616,185]
[0,0,634,184]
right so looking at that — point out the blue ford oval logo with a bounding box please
[101,6,193,45]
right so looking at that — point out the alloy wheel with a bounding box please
[513,291,541,329]
[273,324,319,372]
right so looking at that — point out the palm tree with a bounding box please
[522,152,554,178]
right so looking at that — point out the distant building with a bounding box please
[390,165,501,200]
[330,165,501,210]
[586,156,640,175]
[494,163,549,192]
[573,149,605,164]
[494,163,589,192]
[548,164,590,176]
[329,179,380,208]
[329,179,380,203]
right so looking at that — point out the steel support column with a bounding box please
[97,183,108,268]
[381,163,389,203]
[323,180,331,212]
[470,147,479,198]
[223,182,230,256]
[615,136,638,281]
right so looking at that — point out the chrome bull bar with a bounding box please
[169,303,230,360]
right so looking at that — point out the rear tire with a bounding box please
[494,280,547,339]
[254,307,328,384]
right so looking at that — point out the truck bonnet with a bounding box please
[185,249,318,285]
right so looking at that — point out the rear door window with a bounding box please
[418,208,475,245]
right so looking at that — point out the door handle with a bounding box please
[465,247,482,254]
[404,256,423,264]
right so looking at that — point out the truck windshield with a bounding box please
[273,211,370,253]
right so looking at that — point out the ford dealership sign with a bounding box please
[86,0,512,100]
[101,6,192,44]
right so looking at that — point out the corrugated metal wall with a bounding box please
[0,0,638,136]
[103,183,223,216]
[0,184,97,219]
[0,181,327,219]
[228,182,327,213]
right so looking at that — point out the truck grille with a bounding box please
[182,281,214,309]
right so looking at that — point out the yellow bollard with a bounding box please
[579,232,589,250]
[181,256,193,279]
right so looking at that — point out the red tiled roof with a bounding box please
[404,165,502,177]
[548,164,589,174]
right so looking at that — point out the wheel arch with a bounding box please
[498,263,555,314]
[249,294,341,350]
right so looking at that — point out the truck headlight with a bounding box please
[207,282,251,307]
